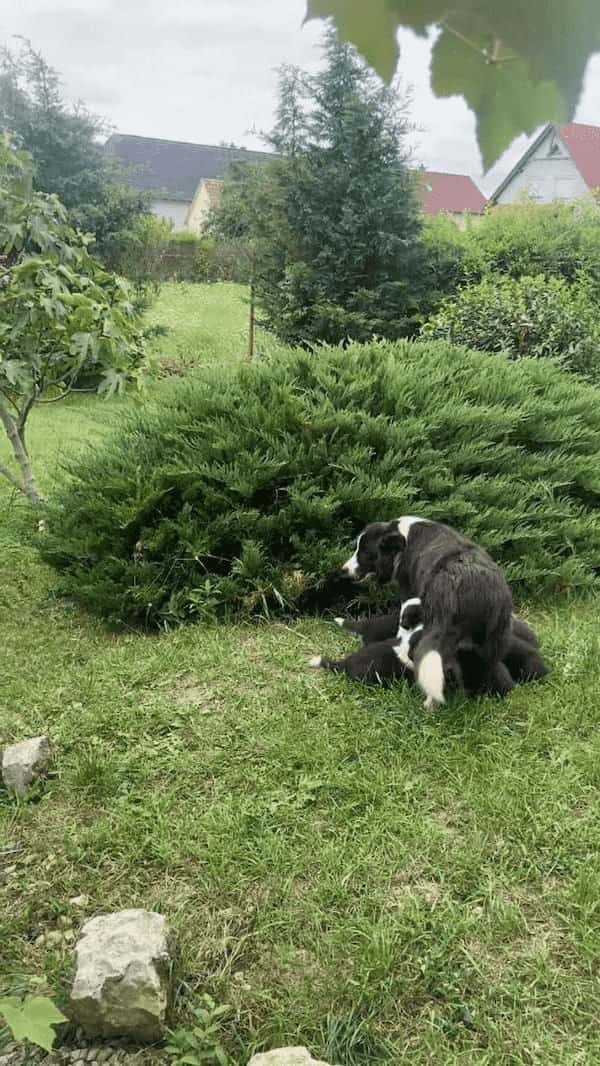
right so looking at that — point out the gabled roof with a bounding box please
[490,123,600,203]
[417,170,487,215]
[105,134,274,202]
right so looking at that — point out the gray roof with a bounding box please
[105,134,275,202]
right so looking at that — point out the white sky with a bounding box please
[3,0,600,195]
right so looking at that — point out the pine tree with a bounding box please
[268,65,309,157]
[213,32,427,346]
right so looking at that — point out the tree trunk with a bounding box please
[0,397,44,504]
[247,277,255,361]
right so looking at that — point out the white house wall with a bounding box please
[150,199,191,230]
[495,131,589,204]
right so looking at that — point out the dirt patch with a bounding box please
[144,677,225,714]
[387,877,443,908]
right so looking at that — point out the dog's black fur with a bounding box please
[311,634,420,687]
[342,518,514,707]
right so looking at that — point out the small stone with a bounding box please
[34,933,47,948]
[247,1050,335,1066]
[69,909,173,1042]
[95,1050,113,1064]
[70,897,90,909]
[1,735,53,797]
[46,929,65,946]
[58,915,73,929]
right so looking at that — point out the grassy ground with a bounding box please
[2,284,600,1064]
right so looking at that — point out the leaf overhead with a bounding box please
[305,0,600,168]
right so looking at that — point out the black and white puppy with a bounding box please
[342,517,514,709]
[310,601,423,687]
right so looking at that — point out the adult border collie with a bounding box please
[342,517,513,709]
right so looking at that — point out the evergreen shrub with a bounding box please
[42,339,600,627]
[422,274,600,382]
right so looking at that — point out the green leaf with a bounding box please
[430,27,565,171]
[0,995,67,1052]
[305,0,600,168]
[305,0,400,81]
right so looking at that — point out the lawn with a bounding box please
[1,283,600,1065]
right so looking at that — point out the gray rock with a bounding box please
[1,735,53,797]
[247,1051,335,1066]
[95,1051,114,1063]
[69,909,173,1042]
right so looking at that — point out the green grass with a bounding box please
[2,283,600,1064]
[145,281,287,370]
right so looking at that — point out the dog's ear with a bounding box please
[380,530,405,554]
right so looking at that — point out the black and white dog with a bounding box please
[341,517,514,709]
[322,599,548,695]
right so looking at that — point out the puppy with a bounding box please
[310,611,424,687]
[342,518,513,709]
[334,597,423,644]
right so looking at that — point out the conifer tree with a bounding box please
[213,32,427,346]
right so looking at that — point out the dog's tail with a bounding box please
[413,627,462,709]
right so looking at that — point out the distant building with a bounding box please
[416,169,487,227]
[491,123,600,206]
[106,133,487,233]
[105,134,273,230]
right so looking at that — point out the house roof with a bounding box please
[491,122,600,203]
[106,133,486,217]
[105,134,274,202]
[417,170,487,215]
[558,123,600,190]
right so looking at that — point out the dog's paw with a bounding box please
[423,695,444,712]
[334,617,345,628]
[309,655,323,668]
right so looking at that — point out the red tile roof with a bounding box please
[417,170,487,215]
[558,123,600,190]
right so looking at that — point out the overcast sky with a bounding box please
[3,0,600,195]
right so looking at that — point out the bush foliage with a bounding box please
[422,273,600,381]
[423,198,600,295]
[42,339,600,628]
[462,199,600,291]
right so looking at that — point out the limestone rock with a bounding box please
[1,735,53,797]
[69,909,172,1041]
[247,1050,335,1066]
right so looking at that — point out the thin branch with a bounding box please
[440,22,518,65]
[16,390,37,437]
